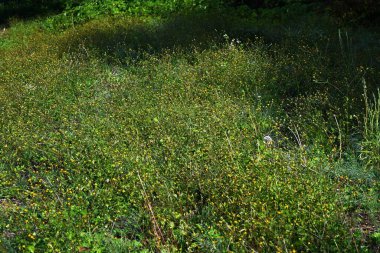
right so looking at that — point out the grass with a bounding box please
[0,8,379,252]
[363,87,380,178]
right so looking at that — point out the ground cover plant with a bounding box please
[0,1,379,252]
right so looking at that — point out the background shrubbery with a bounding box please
[1,0,379,27]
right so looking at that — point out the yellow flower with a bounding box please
[28,233,36,240]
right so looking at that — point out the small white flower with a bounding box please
[264,135,273,145]
[25,83,36,91]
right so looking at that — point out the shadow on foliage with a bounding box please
[58,11,270,65]
[58,9,379,108]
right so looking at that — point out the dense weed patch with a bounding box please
[0,9,379,252]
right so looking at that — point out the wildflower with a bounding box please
[264,135,274,145]
[28,233,36,240]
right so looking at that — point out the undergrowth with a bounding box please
[0,7,379,253]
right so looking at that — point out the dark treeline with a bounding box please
[0,0,66,24]
[233,0,379,24]
[1,0,379,25]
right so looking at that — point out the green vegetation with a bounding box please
[0,1,379,252]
